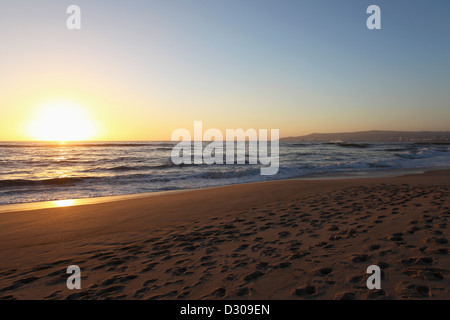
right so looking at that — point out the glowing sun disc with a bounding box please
[28,102,96,141]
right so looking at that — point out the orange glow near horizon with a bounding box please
[27,101,97,142]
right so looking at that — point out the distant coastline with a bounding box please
[281,130,450,142]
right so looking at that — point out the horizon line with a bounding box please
[1,129,450,143]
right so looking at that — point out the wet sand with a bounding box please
[0,170,448,300]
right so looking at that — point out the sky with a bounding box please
[0,0,449,141]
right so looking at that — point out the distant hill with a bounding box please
[281,130,450,142]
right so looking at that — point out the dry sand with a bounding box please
[0,170,448,300]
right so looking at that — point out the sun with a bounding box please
[28,101,97,142]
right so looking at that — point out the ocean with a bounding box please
[0,141,449,205]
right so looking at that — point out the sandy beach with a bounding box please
[0,170,448,300]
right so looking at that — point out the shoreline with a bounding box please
[0,166,447,214]
[0,168,448,299]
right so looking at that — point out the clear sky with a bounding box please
[0,0,449,141]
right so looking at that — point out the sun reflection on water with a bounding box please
[53,199,76,207]
[54,146,69,178]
